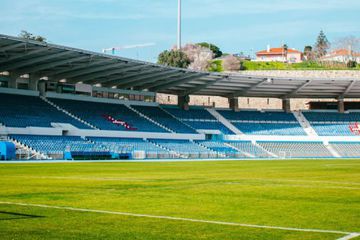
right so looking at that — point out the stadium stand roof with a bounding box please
[1,33,360,99]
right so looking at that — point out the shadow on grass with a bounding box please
[0,211,44,221]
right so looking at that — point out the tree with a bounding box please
[18,30,47,42]
[314,30,330,58]
[304,45,315,61]
[334,36,360,52]
[347,60,357,68]
[181,44,213,71]
[196,42,223,58]
[157,49,190,68]
[282,44,288,61]
[222,55,240,71]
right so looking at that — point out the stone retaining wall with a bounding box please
[157,71,360,110]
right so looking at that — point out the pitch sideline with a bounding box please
[0,201,358,240]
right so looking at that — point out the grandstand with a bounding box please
[257,141,333,158]
[303,111,360,136]
[49,98,168,132]
[163,106,235,134]
[217,110,306,135]
[1,33,360,161]
[0,93,91,129]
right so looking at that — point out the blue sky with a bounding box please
[1,0,359,62]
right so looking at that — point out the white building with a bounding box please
[256,46,303,63]
[321,49,360,63]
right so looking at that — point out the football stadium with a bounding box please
[0,33,359,240]
[1,1,360,239]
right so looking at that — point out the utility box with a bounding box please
[0,142,16,160]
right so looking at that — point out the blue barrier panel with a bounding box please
[0,142,16,160]
[64,151,72,160]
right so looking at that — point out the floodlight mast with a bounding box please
[177,0,182,50]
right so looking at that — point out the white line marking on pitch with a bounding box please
[0,201,358,240]
[337,233,360,240]
[224,182,360,190]
[325,164,360,167]
[239,178,360,186]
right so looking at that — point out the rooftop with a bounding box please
[256,47,302,56]
[1,34,360,99]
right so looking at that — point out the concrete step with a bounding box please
[40,96,98,130]
[160,106,198,133]
[254,142,278,158]
[324,142,341,158]
[10,138,49,160]
[224,143,255,158]
[146,139,183,158]
[126,105,174,133]
[206,108,243,135]
[293,111,318,137]
[194,141,225,157]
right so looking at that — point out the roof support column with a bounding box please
[338,98,345,113]
[38,80,47,96]
[178,95,190,110]
[282,98,291,113]
[8,73,19,89]
[228,97,239,112]
[29,76,39,91]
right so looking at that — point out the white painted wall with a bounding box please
[255,53,302,63]
[0,127,62,136]
[225,134,360,142]
[0,126,206,140]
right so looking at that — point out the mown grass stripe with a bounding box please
[0,201,356,239]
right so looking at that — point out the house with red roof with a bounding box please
[256,46,303,63]
[321,49,360,63]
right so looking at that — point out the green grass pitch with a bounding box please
[0,159,359,240]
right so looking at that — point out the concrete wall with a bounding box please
[0,87,39,96]
[47,92,159,106]
[0,126,206,141]
[237,70,360,79]
[225,134,360,143]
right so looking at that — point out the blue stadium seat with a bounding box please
[133,105,197,133]
[227,141,271,158]
[257,141,333,158]
[150,139,216,158]
[330,142,360,157]
[88,137,166,153]
[50,98,168,132]
[232,122,306,135]
[0,93,90,129]
[218,110,297,121]
[196,140,245,158]
[163,106,235,134]
[303,111,360,136]
[217,110,306,135]
[10,134,106,155]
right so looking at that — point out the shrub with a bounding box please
[241,61,288,70]
[347,61,357,68]
[208,60,224,72]
[157,50,190,68]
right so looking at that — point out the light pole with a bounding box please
[177,0,182,50]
